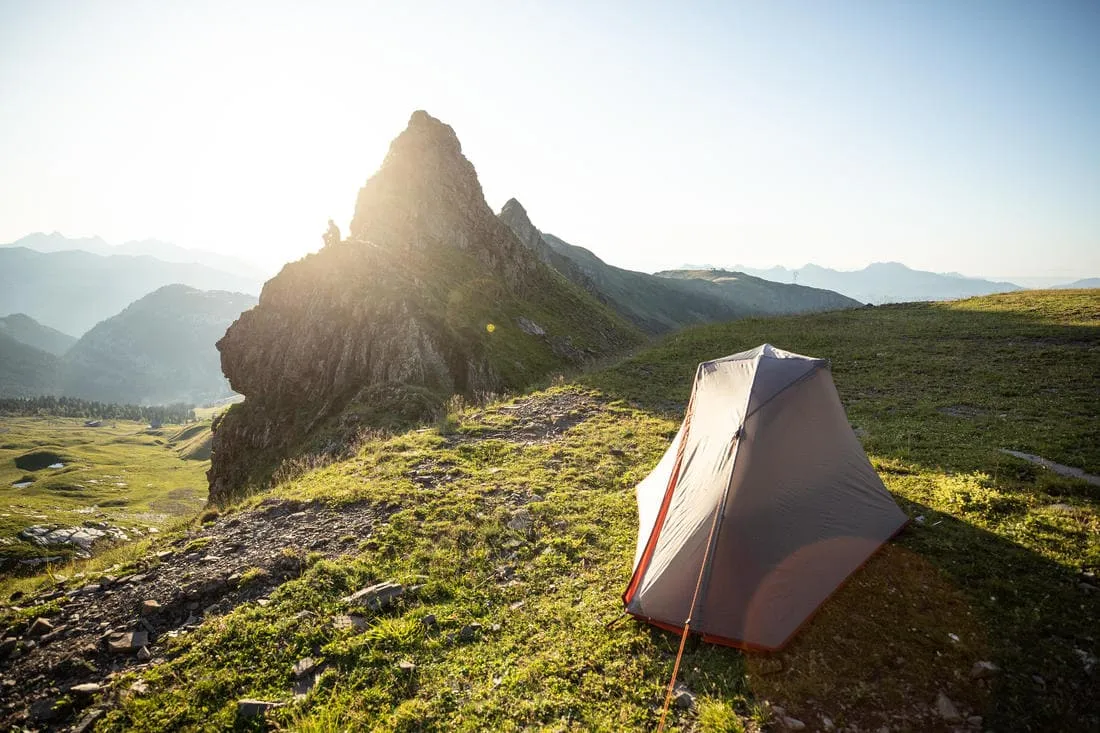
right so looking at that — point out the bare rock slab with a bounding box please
[107,630,148,653]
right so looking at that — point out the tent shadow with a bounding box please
[644,500,1098,732]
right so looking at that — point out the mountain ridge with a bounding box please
[59,284,256,405]
[0,247,263,336]
[499,201,861,334]
[716,261,1023,304]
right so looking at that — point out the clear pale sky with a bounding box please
[1,0,1097,279]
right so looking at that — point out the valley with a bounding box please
[0,290,1096,731]
[0,417,211,572]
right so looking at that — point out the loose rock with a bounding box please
[342,581,405,611]
[970,660,1000,679]
[672,685,695,709]
[28,617,54,636]
[935,692,961,722]
[107,630,148,653]
[237,699,283,718]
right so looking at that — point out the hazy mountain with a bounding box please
[0,247,263,336]
[727,262,1022,304]
[0,331,58,398]
[58,285,256,406]
[209,111,643,499]
[0,313,77,355]
[5,232,269,280]
[499,200,859,334]
[1054,278,1100,289]
[655,269,865,314]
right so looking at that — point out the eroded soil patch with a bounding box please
[0,498,398,730]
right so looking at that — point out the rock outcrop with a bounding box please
[207,111,640,500]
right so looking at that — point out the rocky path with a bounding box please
[0,498,397,731]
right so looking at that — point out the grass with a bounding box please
[13,290,1100,731]
[0,417,209,573]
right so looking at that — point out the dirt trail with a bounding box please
[0,498,396,731]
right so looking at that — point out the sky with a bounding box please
[1,0,1098,279]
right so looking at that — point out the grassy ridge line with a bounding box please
[83,290,1099,731]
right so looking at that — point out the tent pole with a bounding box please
[656,493,726,732]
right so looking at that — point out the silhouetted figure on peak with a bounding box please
[323,219,340,248]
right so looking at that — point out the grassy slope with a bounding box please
[72,291,1099,731]
[0,418,210,569]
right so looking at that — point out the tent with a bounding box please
[624,344,908,652]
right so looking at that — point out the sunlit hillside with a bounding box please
[2,290,1096,731]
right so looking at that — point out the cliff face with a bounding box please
[208,111,641,501]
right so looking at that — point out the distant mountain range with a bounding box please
[0,287,255,404]
[6,232,268,281]
[714,262,1024,304]
[1055,277,1100,290]
[0,247,262,336]
[499,200,859,334]
[0,313,76,356]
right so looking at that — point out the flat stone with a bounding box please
[107,630,148,653]
[970,660,1000,679]
[342,581,405,611]
[292,657,316,678]
[332,614,369,632]
[70,683,102,696]
[782,717,807,731]
[28,617,54,636]
[72,709,104,733]
[237,699,283,718]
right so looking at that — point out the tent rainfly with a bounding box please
[624,344,908,652]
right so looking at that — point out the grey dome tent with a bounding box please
[623,344,907,651]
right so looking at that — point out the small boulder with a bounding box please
[782,717,806,731]
[137,646,152,661]
[342,581,405,611]
[140,599,161,616]
[935,692,961,722]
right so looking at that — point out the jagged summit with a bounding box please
[208,112,641,499]
[350,110,487,247]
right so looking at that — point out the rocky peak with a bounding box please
[349,111,508,264]
[499,199,541,252]
[207,112,641,501]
